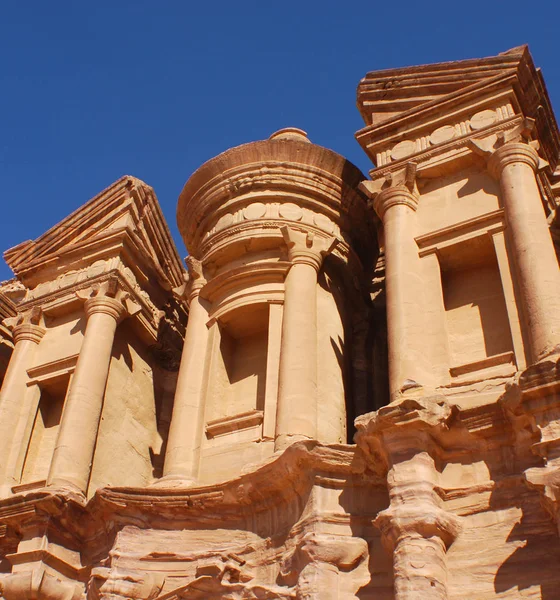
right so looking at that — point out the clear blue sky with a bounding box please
[1,1,558,281]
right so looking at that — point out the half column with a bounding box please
[47,290,127,494]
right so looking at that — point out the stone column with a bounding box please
[275,227,336,451]
[0,310,45,493]
[293,532,368,600]
[488,142,560,362]
[356,397,461,600]
[372,182,424,400]
[47,288,127,494]
[163,258,210,484]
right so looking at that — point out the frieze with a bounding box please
[376,103,516,167]
[17,258,164,331]
[204,202,339,240]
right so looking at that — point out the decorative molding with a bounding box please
[415,209,505,256]
[449,350,515,378]
[26,354,79,386]
[206,409,264,438]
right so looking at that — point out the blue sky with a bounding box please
[1,1,558,281]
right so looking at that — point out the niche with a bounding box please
[21,375,69,485]
[205,303,270,436]
[440,234,514,376]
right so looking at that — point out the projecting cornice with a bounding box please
[177,132,375,265]
[356,46,559,177]
[3,176,185,293]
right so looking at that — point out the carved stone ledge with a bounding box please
[206,409,264,438]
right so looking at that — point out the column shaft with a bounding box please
[376,188,424,398]
[163,291,210,481]
[47,296,124,494]
[0,324,44,492]
[275,261,319,450]
[393,534,447,600]
[491,143,560,361]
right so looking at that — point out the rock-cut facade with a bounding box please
[1,46,560,599]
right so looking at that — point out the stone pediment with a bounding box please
[356,46,559,174]
[3,176,185,291]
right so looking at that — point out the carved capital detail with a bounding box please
[281,226,337,272]
[360,162,419,220]
[487,142,541,178]
[173,257,207,306]
[12,323,46,345]
[5,307,45,345]
[355,395,452,464]
[84,295,127,322]
[467,118,548,179]
[373,186,419,220]
[374,502,461,551]
[77,277,140,323]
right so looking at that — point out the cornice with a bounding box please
[178,138,371,257]
[368,115,525,180]
[357,73,518,146]
[17,266,161,340]
[0,293,16,321]
[5,176,185,292]
[0,442,382,559]
[356,46,559,174]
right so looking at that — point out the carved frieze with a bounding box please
[376,103,516,167]
[204,202,340,242]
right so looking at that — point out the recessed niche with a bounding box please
[21,374,69,485]
[439,235,514,376]
[206,303,269,431]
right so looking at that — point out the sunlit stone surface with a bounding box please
[1,46,560,599]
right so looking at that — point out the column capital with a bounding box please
[467,118,547,179]
[355,395,451,473]
[172,257,207,306]
[360,162,419,220]
[12,323,45,345]
[4,307,45,345]
[373,185,419,220]
[185,256,206,302]
[77,277,141,323]
[375,501,461,551]
[488,142,541,179]
[84,295,127,322]
[281,226,337,272]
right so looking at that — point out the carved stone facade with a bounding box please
[1,46,560,598]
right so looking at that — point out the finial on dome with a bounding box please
[269,127,311,143]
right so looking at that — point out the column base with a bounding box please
[46,476,86,497]
[274,433,313,452]
[150,474,197,489]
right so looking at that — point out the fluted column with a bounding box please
[373,184,424,399]
[0,310,45,492]
[275,227,336,451]
[356,397,461,600]
[163,258,210,483]
[47,290,127,494]
[488,142,560,362]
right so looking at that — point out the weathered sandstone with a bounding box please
[1,46,560,599]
